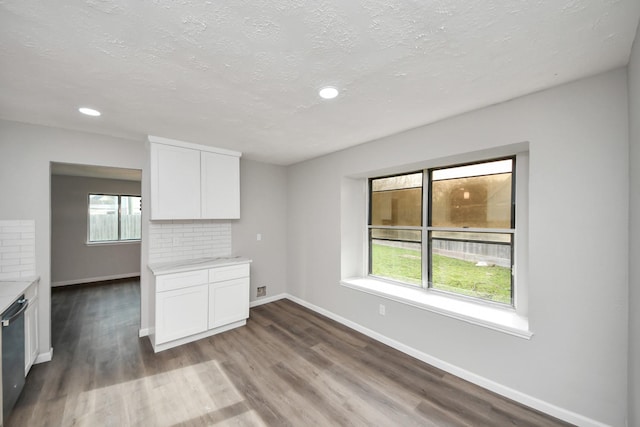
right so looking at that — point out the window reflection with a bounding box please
[370,173,422,227]
[431,159,512,229]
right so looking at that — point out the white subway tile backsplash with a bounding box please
[148,220,232,264]
[0,233,20,240]
[2,264,31,273]
[0,220,36,278]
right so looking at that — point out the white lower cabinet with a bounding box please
[155,284,209,345]
[151,261,251,352]
[24,280,39,375]
[209,278,249,329]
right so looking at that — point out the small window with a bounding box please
[89,194,141,242]
[369,157,515,306]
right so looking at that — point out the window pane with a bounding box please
[372,172,422,191]
[429,231,512,304]
[371,228,421,242]
[371,172,422,226]
[370,228,421,286]
[121,196,142,240]
[431,159,512,229]
[430,230,511,244]
[89,194,118,242]
[432,159,512,180]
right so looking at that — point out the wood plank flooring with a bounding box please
[8,280,572,426]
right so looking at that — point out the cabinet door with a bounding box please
[156,284,208,344]
[150,143,201,219]
[24,301,38,375]
[208,278,249,329]
[201,151,240,219]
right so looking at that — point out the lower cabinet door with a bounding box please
[156,284,209,344]
[208,278,249,329]
[24,301,38,375]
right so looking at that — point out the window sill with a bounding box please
[340,277,532,339]
[85,240,141,246]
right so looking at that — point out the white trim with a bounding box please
[357,149,530,325]
[34,347,53,364]
[138,328,150,338]
[250,293,287,307]
[150,320,246,353]
[426,226,515,234]
[148,135,242,158]
[85,240,141,246]
[340,277,532,339]
[279,294,607,427]
[52,273,140,287]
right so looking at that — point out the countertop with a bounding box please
[0,277,39,314]
[148,257,252,275]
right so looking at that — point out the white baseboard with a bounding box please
[138,328,150,338]
[34,347,53,364]
[52,273,140,287]
[282,294,608,427]
[250,293,287,307]
[151,320,245,353]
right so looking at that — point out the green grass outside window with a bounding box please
[371,243,511,304]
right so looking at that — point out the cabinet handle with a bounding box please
[2,298,29,327]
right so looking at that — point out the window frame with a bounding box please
[367,170,424,287]
[367,156,518,308]
[341,145,530,338]
[87,193,142,244]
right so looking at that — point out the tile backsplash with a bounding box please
[148,220,232,264]
[0,220,36,279]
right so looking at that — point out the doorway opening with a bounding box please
[49,162,142,343]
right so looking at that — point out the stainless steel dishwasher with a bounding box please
[1,295,28,425]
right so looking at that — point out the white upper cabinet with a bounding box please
[149,136,241,220]
[201,151,240,219]
[150,143,201,219]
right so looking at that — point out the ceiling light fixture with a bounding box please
[78,107,101,117]
[318,86,339,100]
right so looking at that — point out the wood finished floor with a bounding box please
[8,280,572,427]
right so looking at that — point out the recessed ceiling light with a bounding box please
[78,107,101,117]
[319,86,339,99]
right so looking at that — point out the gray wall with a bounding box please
[0,121,147,357]
[287,69,629,426]
[628,19,640,427]
[0,121,289,360]
[1,49,637,424]
[51,175,141,286]
[232,158,288,301]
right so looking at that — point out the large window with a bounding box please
[369,157,515,305]
[89,194,141,242]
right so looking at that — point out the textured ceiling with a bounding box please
[1,1,639,165]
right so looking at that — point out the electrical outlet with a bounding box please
[379,304,386,316]
[257,286,266,297]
